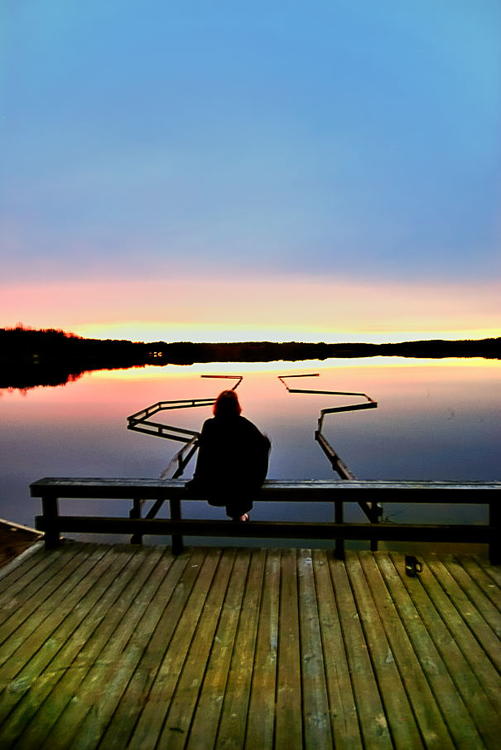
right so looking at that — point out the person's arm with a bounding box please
[190,419,213,483]
[240,418,271,485]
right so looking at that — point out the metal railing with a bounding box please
[126,376,243,532]
[279,373,381,553]
[127,372,381,554]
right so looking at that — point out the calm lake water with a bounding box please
[1,357,499,547]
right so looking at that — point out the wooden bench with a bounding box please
[30,477,501,562]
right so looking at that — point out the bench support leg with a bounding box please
[334,500,345,560]
[42,496,61,550]
[489,501,500,565]
[170,498,184,555]
[130,498,143,545]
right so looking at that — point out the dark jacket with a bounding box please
[189,415,270,505]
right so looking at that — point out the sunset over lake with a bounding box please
[1,5,500,746]
[2,1,499,343]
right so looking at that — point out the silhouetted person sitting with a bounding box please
[185,390,271,521]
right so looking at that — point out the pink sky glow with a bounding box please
[3,275,500,343]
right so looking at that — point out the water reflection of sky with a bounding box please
[1,358,499,540]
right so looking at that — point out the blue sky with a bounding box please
[1,1,500,340]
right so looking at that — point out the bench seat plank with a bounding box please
[30,477,501,503]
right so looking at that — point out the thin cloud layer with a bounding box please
[2,1,500,333]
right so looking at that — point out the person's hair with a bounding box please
[213,390,242,418]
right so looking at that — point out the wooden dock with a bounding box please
[0,519,42,568]
[0,543,499,749]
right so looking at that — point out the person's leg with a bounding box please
[226,497,253,521]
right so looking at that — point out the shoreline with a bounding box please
[2,329,500,390]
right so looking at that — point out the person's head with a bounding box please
[213,390,242,419]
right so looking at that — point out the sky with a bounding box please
[1,0,500,343]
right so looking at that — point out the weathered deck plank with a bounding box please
[0,546,123,712]
[426,557,501,670]
[328,554,393,749]
[297,549,333,748]
[347,554,426,749]
[0,545,86,629]
[312,549,363,749]
[186,549,250,750]
[63,547,191,750]
[216,548,267,749]
[154,548,238,749]
[442,557,501,637]
[244,549,280,750]
[384,553,500,748]
[126,548,222,748]
[478,557,501,588]
[405,555,501,717]
[460,556,501,609]
[95,549,201,749]
[275,549,302,749]
[0,543,57,598]
[20,546,169,750]
[0,544,499,749]
[0,545,143,746]
[0,546,102,665]
[364,552,470,749]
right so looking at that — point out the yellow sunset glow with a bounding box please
[4,275,499,345]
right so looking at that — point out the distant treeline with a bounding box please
[145,338,501,362]
[1,327,151,389]
[1,326,500,390]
